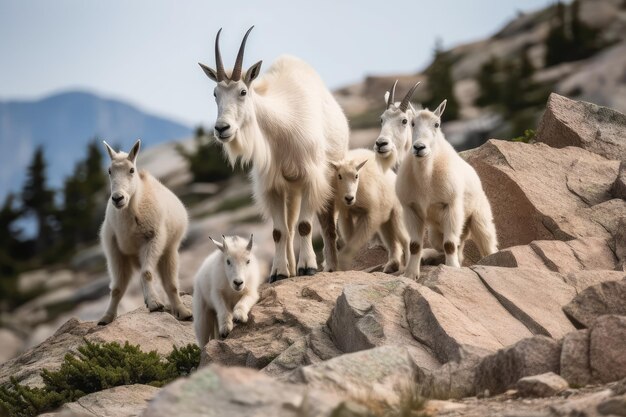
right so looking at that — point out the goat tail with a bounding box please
[469,203,498,258]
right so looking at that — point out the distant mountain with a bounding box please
[0,90,192,198]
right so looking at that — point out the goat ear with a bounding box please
[330,161,340,171]
[128,140,141,163]
[434,100,447,118]
[209,236,225,252]
[198,63,219,82]
[245,60,263,85]
[356,159,368,172]
[246,234,254,251]
[221,234,229,252]
[383,91,390,104]
[102,141,116,160]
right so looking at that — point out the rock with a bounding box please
[141,365,346,417]
[419,266,533,348]
[549,389,614,417]
[472,266,576,338]
[475,336,562,396]
[561,270,626,294]
[589,315,626,383]
[597,394,626,417]
[423,399,467,415]
[516,372,569,398]
[563,280,626,328]
[616,218,626,271]
[0,328,23,364]
[464,139,622,249]
[560,330,592,388]
[421,356,481,400]
[202,272,439,374]
[41,384,159,417]
[0,296,195,387]
[479,238,617,274]
[327,280,439,370]
[289,345,423,407]
[405,283,502,363]
[535,93,626,161]
[612,161,626,199]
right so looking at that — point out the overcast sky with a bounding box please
[0,0,554,127]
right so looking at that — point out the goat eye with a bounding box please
[411,121,415,127]
[130,168,135,174]
[246,259,250,264]
[338,174,342,180]
[355,174,359,179]
[240,89,247,96]
[226,259,231,265]
[108,168,111,175]
[402,119,408,125]
[435,122,440,128]
[213,91,217,98]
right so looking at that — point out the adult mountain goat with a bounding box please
[99,140,192,325]
[374,81,421,173]
[198,27,349,281]
[396,101,498,279]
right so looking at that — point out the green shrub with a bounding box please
[511,129,536,143]
[0,340,200,417]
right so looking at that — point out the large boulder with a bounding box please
[0,296,195,387]
[535,93,626,161]
[589,315,626,383]
[474,336,562,396]
[464,139,623,250]
[516,372,569,398]
[563,279,626,328]
[560,329,592,387]
[141,365,349,417]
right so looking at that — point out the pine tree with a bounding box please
[545,2,569,67]
[176,126,236,183]
[425,39,459,120]
[21,147,56,253]
[475,56,502,107]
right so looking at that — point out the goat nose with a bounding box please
[414,144,426,151]
[214,123,230,133]
[112,195,124,203]
[345,196,354,203]
[376,139,389,147]
[234,280,243,286]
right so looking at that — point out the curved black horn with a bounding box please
[399,81,421,112]
[387,80,398,109]
[232,26,254,81]
[215,28,226,82]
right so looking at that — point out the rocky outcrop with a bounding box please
[464,139,624,251]
[0,296,194,387]
[516,372,569,398]
[536,93,626,161]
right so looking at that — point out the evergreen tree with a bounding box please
[177,126,237,183]
[545,2,569,67]
[0,194,24,278]
[475,56,502,107]
[425,39,459,120]
[21,146,56,253]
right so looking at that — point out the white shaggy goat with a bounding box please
[193,235,261,345]
[333,148,408,273]
[396,101,498,279]
[99,140,192,325]
[374,81,421,173]
[198,27,349,281]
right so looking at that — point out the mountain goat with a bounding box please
[374,81,421,172]
[396,101,498,279]
[98,140,192,325]
[333,148,408,273]
[198,27,349,281]
[193,234,261,345]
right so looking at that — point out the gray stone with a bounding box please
[475,336,562,395]
[563,280,626,328]
[560,329,592,387]
[590,315,626,383]
[516,372,569,398]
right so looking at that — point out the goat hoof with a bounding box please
[298,267,317,276]
[269,274,289,283]
[383,261,400,274]
[148,302,165,312]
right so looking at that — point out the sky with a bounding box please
[0,0,555,127]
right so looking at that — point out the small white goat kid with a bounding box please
[333,149,408,273]
[193,235,261,346]
[374,80,421,172]
[198,27,349,281]
[396,101,498,279]
[99,140,192,325]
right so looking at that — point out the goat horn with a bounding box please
[399,82,421,112]
[215,28,226,82]
[232,26,254,81]
[387,80,398,109]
